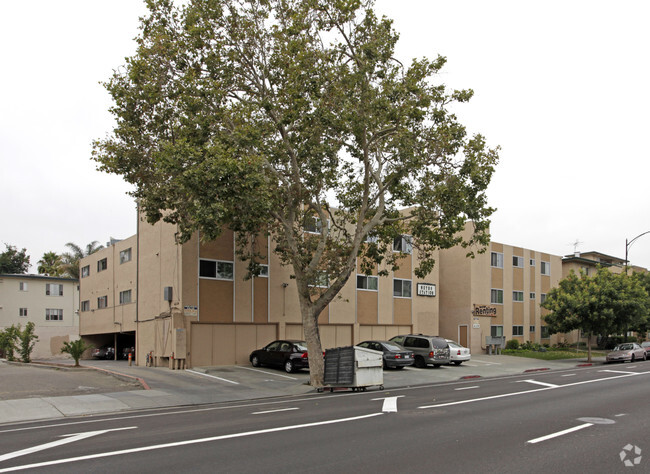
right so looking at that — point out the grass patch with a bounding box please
[502,349,606,360]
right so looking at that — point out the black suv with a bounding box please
[389,334,450,368]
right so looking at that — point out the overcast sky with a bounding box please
[2,0,649,272]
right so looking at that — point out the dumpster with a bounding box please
[321,346,384,392]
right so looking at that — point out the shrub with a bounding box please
[0,325,20,361]
[61,339,92,367]
[18,322,38,363]
[505,339,520,350]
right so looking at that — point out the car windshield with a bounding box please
[615,344,632,351]
[642,342,650,348]
[447,342,460,348]
[431,338,448,349]
[293,342,308,351]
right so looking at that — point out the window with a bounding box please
[45,283,63,296]
[393,235,412,254]
[540,293,547,304]
[81,265,90,278]
[19,281,28,291]
[529,325,536,333]
[580,266,589,276]
[119,289,132,305]
[45,308,63,321]
[530,259,535,267]
[490,252,503,268]
[491,325,503,337]
[304,216,325,234]
[491,289,503,304]
[309,272,329,288]
[513,256,524,268]
[512,325,524,336]
[529,292,536,299]
[541,261,550,276]
[393,279,412,298]
[357,275,378,291]
[97,258,108,272]
[19,308,28,317]
[97,295,108,309]
[512,291,524,302]
[81,300,90,312]
[120,248,132,264]
[541,326,551,338]
[257,264,269,277]
[364,234,378,244]
[199,259,234,280]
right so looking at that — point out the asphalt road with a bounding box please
[1,362,648,473]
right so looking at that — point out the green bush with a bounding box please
[18,322,38,363]
[0,325,20,361]
[61,339,92,367]
[505,339,520,350]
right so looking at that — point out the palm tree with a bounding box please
[62,241,104,278]
[37,251,63,276]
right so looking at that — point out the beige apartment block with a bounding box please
[439,230,562,354]
[0,274,79,359]
[79,215,442,368]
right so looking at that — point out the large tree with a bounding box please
[542,267,648,361]
[37,251,64,277]
[0,244,30,274]
[93,0,499,387]
[62,241,104,279]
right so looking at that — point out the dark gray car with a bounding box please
[389,334,450,368]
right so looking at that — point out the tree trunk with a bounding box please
[587,333,592,363]
[300,300,325,388]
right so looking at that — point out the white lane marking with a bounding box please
[469,360,501,365]
[0,414,382,473]
[371,396,404,413]
[236,366,298,380]
[561,373,576,377]
[517,379,559,388]
[252,408,299,415]
[527,423,593,444]
[599,369,638,375]
[185,370,240,385]
[419,370,650,409]
[454,386,480,391]
[0,427,137,463]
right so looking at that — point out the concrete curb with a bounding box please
[7,360,150,391]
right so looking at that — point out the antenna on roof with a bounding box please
[569,239,583,255]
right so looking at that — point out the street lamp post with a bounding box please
[625,230,650,274]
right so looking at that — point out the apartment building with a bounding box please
[79,216,441,367]
[0,274,79,359]
[438,229,562,354]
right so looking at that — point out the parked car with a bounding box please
[356,340,415,369]
[641,342,650,358]
[121,346,135,360]
[249,340,310,373]
[91,345,115,360]
[389,334,450,368]
[445,339,471,365]
[605,343,647,363]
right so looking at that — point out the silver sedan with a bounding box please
[605,343,647,363]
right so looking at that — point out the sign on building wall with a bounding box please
[184,305,198,317]
[473,304,497,317]
[417,283,436,297]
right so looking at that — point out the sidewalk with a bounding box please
[0,354,606,425]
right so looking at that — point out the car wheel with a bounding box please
[251,355,261,367]
[285,360,294,373]
[414,356,426,368]
[453,361,463,365]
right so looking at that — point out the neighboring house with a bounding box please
[438,226,562,354]
[79,216,441,368]
[0,274,79,359]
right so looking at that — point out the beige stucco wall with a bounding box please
[0,274,79,359]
